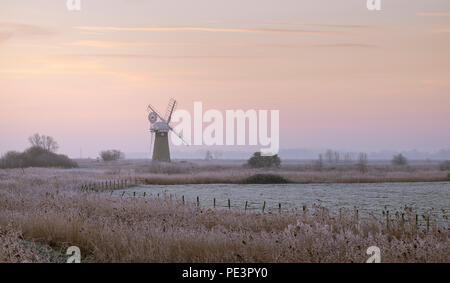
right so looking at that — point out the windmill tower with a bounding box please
[147,98,188,162]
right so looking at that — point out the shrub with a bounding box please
[314,154,324,171]
[392,154,408,166]
[356,152,368,173]
[440,161,450,171]
[100,150,124,162]
[242,174,290,184]
[0,146,78,169]
[247,152,281,168]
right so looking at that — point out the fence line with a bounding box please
[77,182,447,229]
[79,177,145,192]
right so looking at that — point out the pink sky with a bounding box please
[1,0,450,158]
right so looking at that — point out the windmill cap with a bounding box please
[150,121,170,132]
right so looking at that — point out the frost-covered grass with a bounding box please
[0,224,52,263]
[0,167,448,263]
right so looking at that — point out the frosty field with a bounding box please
[0,161,449,263]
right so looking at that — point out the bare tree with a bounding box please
[440,160,450,171]
[28,133,42,148]
[205,150,214,161]
[100,150,125,162]
[42,136,59,152]
[315,153,324,171]
[356,152,368,173]
[28,133,59,153]
[344,153,352,163]
[325,149,334,163]
[324,149,341,164]
[334,151,340,163]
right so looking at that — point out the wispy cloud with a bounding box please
[0,22,55,43]
[421,79,450,87]
[58,54,266,60]
[432,28,450,33]
[65,40,376,50]
[312,43,378,48]
[67,40,201,48]
[417,12,450,17]
[74,25,338,35]
[68,40,155,48]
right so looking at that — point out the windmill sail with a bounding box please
[165,98,177,123]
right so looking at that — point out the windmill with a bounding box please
[147,98,188,162]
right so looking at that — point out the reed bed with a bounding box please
[0,168,448,263]
[0,224,51,263]
[73,159,450,184]
[130,161,450,184]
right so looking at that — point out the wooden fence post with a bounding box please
[245,201,248,211]
[386,211,390,230]
[228,199,231,210]
[262,201,266,213]
[415,214,418,229]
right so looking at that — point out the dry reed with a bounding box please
[0,167,448,263]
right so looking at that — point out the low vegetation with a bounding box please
[392,154,408,166]
[440,160,450,171]
[100,150,125,162]
[0,168,448,263]
[356,152,369,173]
[73,158,450,185]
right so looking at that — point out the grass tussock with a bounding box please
[242,174,290,184]
[0,168,448,263]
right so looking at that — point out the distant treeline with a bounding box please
[0,146,78,169]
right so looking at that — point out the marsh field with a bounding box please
[0,159,449,263]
